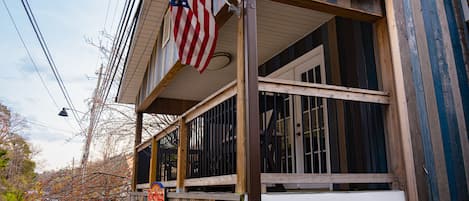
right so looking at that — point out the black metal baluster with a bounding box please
[195,118,199,178]
[220,100,227,175]
[218,103,222,175]
[232,96,237,174]
[187,122,191,178]
[290,95,297,172]
[199,117,202,178]
[301,95,307,173]
[216,104,220,176]
[203,113,208,177]
[283,94,288,173]
[189,122,192,178]
[273,93,279,173]
[230,97,235,174]
[210,108,215,176]
[262,91,267,172]
[196,118,199,178]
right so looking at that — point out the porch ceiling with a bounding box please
[159,0,333,101]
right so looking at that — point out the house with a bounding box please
[115,0,469,200]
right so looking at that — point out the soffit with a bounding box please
[117,0,168,104]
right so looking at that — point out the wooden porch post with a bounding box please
[132,112,143,191]
[383,0,419,200]
[176,117,188,192]
[149,137,158,184]
[236,0,261,200]
[236,1,247,194]
[374,18,408,191]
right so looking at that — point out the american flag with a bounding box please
[170,0,218,73]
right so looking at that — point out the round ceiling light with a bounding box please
[206,52,232,71]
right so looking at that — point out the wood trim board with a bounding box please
[258,77,390,104]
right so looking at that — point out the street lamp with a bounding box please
[58,108,69,117]
[58,107,86,117]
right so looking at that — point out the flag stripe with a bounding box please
[179,11,192,62]
[189,0,205,65]
[194,2,211,69]
[185,0,200,64]
[170,0,218,73]
[198,4,215,71]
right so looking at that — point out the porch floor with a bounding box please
[262,191,405,201]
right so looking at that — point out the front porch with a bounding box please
[133,75,399,199]
[121,0,417,200]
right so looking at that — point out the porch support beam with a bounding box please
[148,136,158,184]
[374,18,406,191]
[176,117,188,192]
[132,112,143,191]
[136,62,185,112]
[145,98,199,115]
[236,0,247,195]
[236,0,261,200]
[383,0,419,200]
[272,0,383,22]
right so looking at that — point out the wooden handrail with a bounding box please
[135,173,394,190]
[258,77,390,104]
[184,174,237,187]
[182,80,237,122]
[136,183,150,189]
[135,121,178,152]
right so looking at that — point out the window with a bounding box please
[162,9,171,48]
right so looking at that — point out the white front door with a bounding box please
[268,45,331,176]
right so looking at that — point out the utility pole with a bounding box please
[80,65,104,199]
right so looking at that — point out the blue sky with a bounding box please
[0,0,123,172]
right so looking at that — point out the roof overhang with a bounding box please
[117,0,168,104]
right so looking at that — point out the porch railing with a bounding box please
[186,95,237,178]
[135,77,395,193]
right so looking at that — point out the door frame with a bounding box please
[267,45,331,177]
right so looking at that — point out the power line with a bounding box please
[109,0,122,37]
[19,0,85,133]
[1,0,59,109]
[26,119,75,133]
[90,0,139,142]
[97,0,140,121]
[103,0,112,32]
[1,0,79,133]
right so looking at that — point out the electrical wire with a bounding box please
[19,0,85,133]
[1,0,59,109]
[92,0,140,138]
[1,0,80,133]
